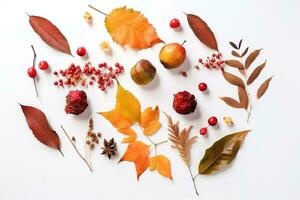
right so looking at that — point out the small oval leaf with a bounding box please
[198,130,250,175]
[222,71,245,88]
[238,87,249,110]
[225,60,244,70]
[186,13,218,51]
[220,97,243,108]
[231,50,240,57]
[247,61,267,85]
[229,41,238,49]
[245,49,261,69]
[29,15,72,55]
[257,77,273,99]
[20,104,61,151]
[240,47,249,57]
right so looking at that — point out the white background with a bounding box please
[0,0,299,199]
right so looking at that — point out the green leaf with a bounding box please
[198,130,250,175]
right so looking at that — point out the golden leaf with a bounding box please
[140,106,159,128]
[149,155,172,179]
[119,141,149,180]
[99,110,132,129]
[117,127,137,143]
[143,120,161,136]
[105,7,162,49]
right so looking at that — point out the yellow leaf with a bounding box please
[105,7,163,49]
[143,120,161,136]
[99,110,132,129]
[140,106,159,128]
[149,155,172,179]
[117,127,137,143]
[119,141,149,180]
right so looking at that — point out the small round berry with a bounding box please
[170,18,180,28]
[208,116,218,126]
[54,81,58,86]
[199,127,208,135]
[38,61,49,70]
[198,82,207,91]
[27,67,37,78]
[76,47,86,57]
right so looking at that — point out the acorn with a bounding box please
[130,59,156,85]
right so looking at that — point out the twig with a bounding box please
[30,45,38,98]
[88,4,107,15]
[61,125,93,172]
[188,166,199,196]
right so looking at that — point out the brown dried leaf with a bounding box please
[238,39,243,49]
[165,113,197,166]
[222,71,245,88]
[225,60,244,70]
[229,41,238,49]
[238,87,249,110]
[20,104,61,152]
[247,61,267,85]
[245,49,262,69]
[257,77,273,99]
[28,15,72,55]
[231,50,240,57]
[186,13,218,51]
[240,47,249,57]
[220,97,243,109]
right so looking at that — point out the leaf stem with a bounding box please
[60,125,93,172]
[88,4,107,16]
[58,148,64,157]
[188,165,199,196]
[145,135,167,155]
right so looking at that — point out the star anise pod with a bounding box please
[101,138,117,159]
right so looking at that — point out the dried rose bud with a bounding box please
[65,90,88,115]
[173,91,197,115]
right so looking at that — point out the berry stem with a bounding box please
[31,45,38,98]
[33,78,38,98]
[88,4,107,16]
[188,165,199,196]
[61,125,93,172]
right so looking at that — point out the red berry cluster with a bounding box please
[53,62,124,92]
[196,53,225,70]
[199,116,218,136]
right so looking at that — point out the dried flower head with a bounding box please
[83,11,93,23]
[100,41,112,54]
[223,116,234,126]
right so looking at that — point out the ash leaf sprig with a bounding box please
[164,113,198,195]
[220,39,273,122]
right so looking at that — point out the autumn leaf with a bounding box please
[149,155,172,179]
[117,127,137,143]
[240,47,249,57]
[247,61,267,85]
[103,6,162,49]
[238,87,249,110]
[186,13,218,51]
[257,77,273,99]
[99,82,141,127]
[231,50,240,57]
[20,104,62,153]
[119,141,150,180]
[245,49,262,69]
[140,106,161,136]
[28,15,72,55]
[225,60,244,70]
[198,130,250,175]
[220,97,243,109]
[222,71,245,88]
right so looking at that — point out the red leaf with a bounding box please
[29,15,72,55]
[186,13,218,51]
[20,104,61,152]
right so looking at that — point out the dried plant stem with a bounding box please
[145,135,167,155]
[188,166,199,196]
[88,4,107,16]
[61,125,93,172]
[31,45,38,98]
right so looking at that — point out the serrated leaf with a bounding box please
[240,47,249,57]
[229,41,238,49]
[186,13,218,51]
[257,77,273,99]
[198,130,250,175]
[222,71,245,88]
[247,61,267,85]
[105,7,162,49]
[220,97,243,108]
[231,50,240,57]
[225,60,244,70]
[245,49,261,69]
[20,104,61,152]
[149,155,172,179]
[238,87,248,110]
[28,15,72,55]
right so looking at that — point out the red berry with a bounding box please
[39,61,49,70]
[76,47,86,57]
[199,127,208,135]
[198,82,207,91]
[208,116,218,126]
[27,67,37,78]
[170,18,180,28]
[54,81,58,86]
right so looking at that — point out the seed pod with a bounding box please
[130,59,156,85]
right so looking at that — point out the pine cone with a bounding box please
[101,138,117,159]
